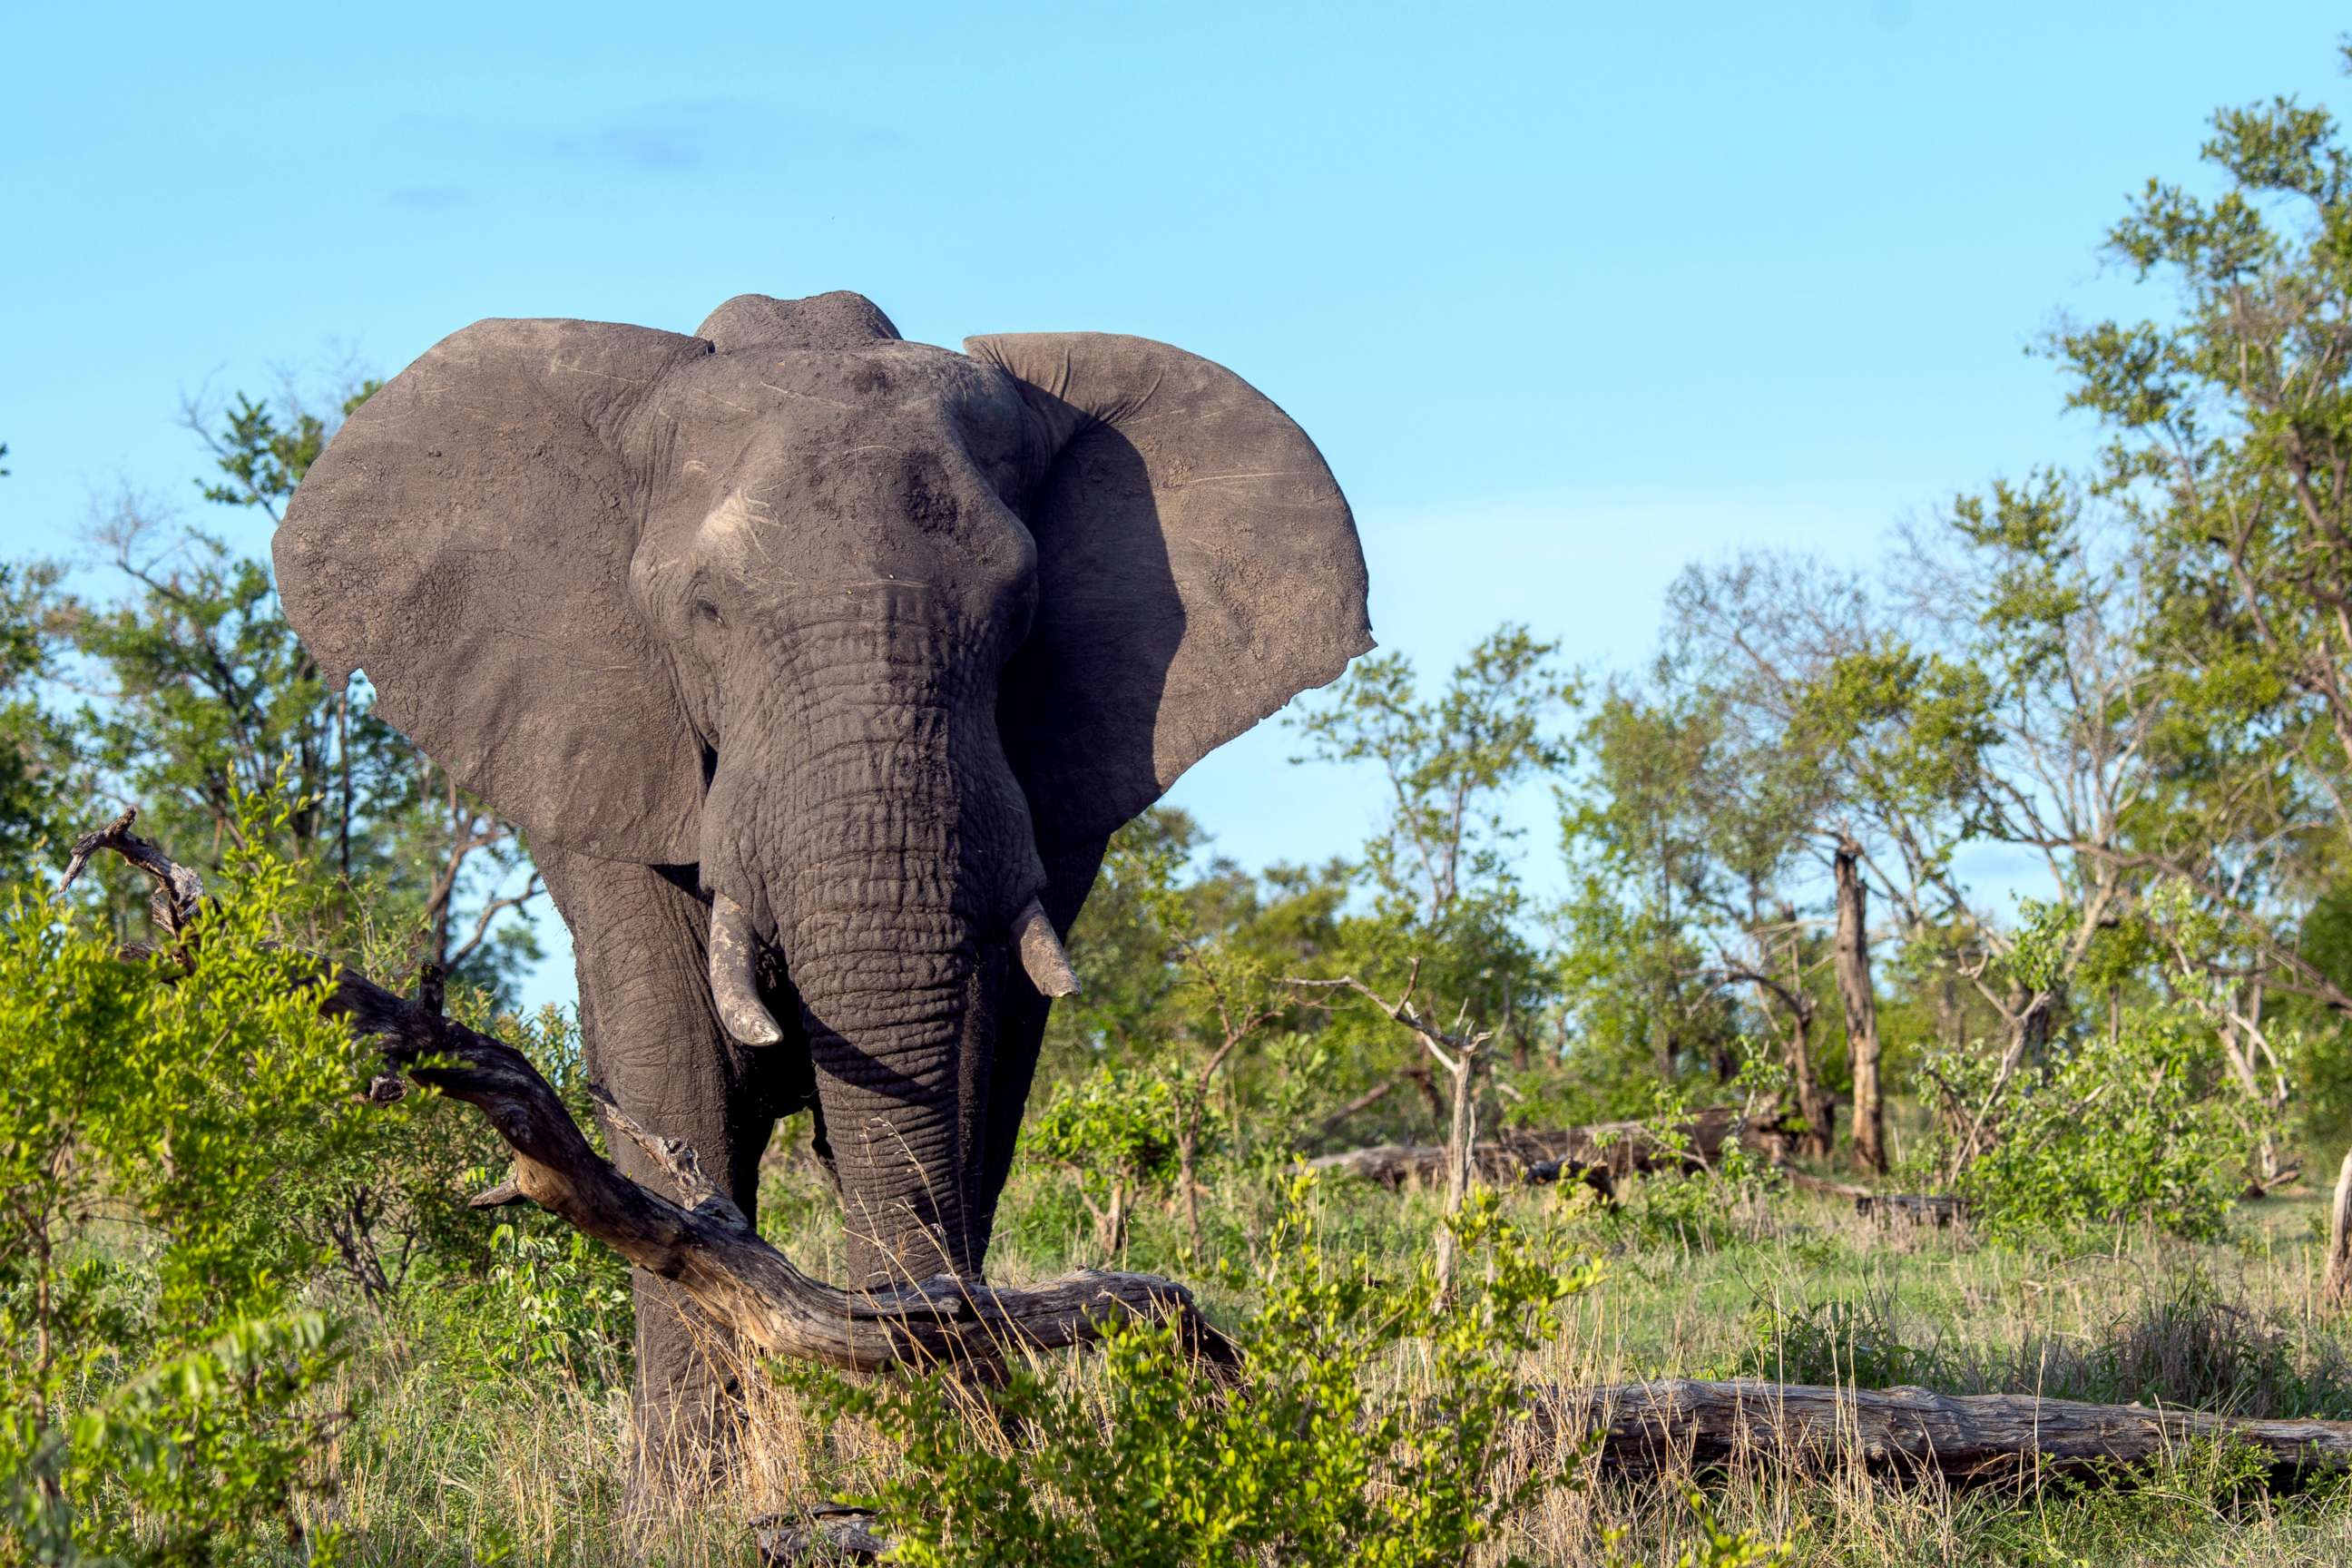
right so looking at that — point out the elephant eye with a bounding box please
[693,598,724,627]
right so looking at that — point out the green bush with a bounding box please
[1596,1080,1786,1253]
[799,1179,1604,1568]
[1739,1286,1945,1390]
[1928,1004,2256,1242]
[0,799,376,1563]
[1021,1065,1185,1257]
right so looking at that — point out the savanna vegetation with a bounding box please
[20,55,2352,1568]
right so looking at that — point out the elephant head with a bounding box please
[273,290,1369,1285]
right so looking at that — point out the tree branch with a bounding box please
[64,815,1238,1375]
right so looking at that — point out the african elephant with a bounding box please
[272,289,1370,1475]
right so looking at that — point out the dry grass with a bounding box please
[307,1162,2352,1565]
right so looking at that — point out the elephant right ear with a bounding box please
[274,318,714,865]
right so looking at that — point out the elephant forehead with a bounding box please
[638,347,1017,481]
[669,340,990,421]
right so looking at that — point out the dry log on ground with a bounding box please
[1853,1193,1965,1227]
[60,809,1237,1375]
[755,1506,890,1565]
[1544,1377,2352,1482]
[1311,1104,1798,1190]
[762,1376,2352,1561]
[1780,1169,1965,1226]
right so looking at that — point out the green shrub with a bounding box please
[2012,1272,2352,1419]
[1928,1003,2256,1242]
[0,799,376,1562]
[799,1179,1604,1567]
[1600,1080,1786,1253]
[1738,1286,1945,1389]
[1021,1065,1184,1257]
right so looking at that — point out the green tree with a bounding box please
[1553,685,1739,1114]
[1050,808,1349,1236]
[64,382,539,995]
[1663,552,1995,1168]
[2044,53,2352,1158]
[0,564,79,881]
[1288,625,1578,1132]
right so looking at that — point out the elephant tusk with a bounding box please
[709,892,785,1046]
[1012,897,1080,998]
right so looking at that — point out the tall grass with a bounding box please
[300,1154,2352,1565]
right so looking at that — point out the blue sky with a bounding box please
[5,3,2345,1007]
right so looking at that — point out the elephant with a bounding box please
[272,289,1371,1478]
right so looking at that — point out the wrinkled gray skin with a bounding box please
[273,290,1370,1482]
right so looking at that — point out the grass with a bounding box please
[299,1137,2352,1565]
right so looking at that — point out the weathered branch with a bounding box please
[1288,966,1494,1293]
[1779,1168,1965,1226]
[64,817,1238,1375]
[366,983,1236,1371]
[1544,1378,2352,1482]
[58,808,207,937]
[1311,1105,1802,1190]
[1314,1074,1402,1135]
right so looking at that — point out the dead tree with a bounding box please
[1288,964,1491,1298]
[1715,916,1836,1161]
[59,809,1236,1375]
[2327,1150,2352,1310]
[1832,837,1886,1173]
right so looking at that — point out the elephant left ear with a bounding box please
[964,331,1373,883]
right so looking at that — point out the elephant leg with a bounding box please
[539,848,809,1498]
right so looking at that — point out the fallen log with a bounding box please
[1544,1377,2352,1483]
[1780,1169,1965,1227]
[1854,1193,1965,1227]
[761,1376,2352,1559]
[60,809,1237,1375]
[755,1505,890,1565]
[1311,1104,1800,1190]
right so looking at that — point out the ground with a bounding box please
[309,1125,2352,1566]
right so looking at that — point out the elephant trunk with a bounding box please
[779,870,995,1288]
[704,641,1041,1288]
[709,892,1070,1043]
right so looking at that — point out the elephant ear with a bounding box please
[274,318,714,864]
[964,332,1372,877]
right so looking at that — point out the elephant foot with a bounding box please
[620,1285,754,1528]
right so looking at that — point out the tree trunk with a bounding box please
[1105,1178,1128,1260]
[1177,1114,1201,1258]
[2326,1150,2352,1309]
[2217,981,2292,1189]
[1431,1042,1479,1301]
[1933,965,1963,1052]
[1785,1002,1833,1161]
[1832,838,1885,1174]
[2015,991,2053,1061]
